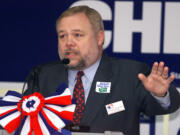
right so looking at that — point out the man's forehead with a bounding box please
[60,13,87,21]
[56,13,93,34]
[58,13,91,26]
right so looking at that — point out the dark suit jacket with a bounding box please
[26,54,180,135]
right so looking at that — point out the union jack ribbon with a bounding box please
[0,84,75,135]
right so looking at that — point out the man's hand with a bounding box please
[138,62,175,97]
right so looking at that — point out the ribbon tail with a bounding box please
[1,111,21,133]
[44,104,75,121]
[30,115,43,135]
[17,116,32,135]
[41,109,58,130]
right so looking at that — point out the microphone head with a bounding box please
[62,58,70,65]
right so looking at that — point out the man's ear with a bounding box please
[97,30,104,47]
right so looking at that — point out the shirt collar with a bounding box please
[68,57,101,82]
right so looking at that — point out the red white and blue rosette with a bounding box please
[0,84,75,135]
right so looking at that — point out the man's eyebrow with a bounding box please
[57,29,85,34]
[72,29,83,32]
[57,30,64,34]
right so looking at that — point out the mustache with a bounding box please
[64,48,80,55]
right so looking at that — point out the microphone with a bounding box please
[62,58,70,65]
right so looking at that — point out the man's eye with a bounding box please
[74,33,82,37]
[59,35,64,38]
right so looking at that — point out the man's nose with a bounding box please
[66,35,75,47]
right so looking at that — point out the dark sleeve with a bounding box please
[135,63,180,116]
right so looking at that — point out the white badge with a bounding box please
[96,82,111,93]
[106,100,125,115]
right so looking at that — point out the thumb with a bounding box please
[138,73,147,84]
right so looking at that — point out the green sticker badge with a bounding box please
[96,82,111,93]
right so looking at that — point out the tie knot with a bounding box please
[77,71,84,78]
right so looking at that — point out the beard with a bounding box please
[63,48,86,70]
[68,58,86,70]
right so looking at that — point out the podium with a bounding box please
[0,130,123,135]
[72,131,123,135]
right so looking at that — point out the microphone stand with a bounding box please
[18,66,40,134]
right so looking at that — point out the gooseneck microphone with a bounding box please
[18,65,41,134]
[62,58,70,65]
[61,59,90,132]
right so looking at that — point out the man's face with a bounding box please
[57,13,104,70]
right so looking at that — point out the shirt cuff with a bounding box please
[151,91,171,109]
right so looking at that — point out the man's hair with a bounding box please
[56,5,104,34]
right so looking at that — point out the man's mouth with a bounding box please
[64,50,79,57]
[65,51,78,58]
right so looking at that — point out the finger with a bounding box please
[138,73,147,84]
[157,61,164,76]
[162,66,169,79]
[151,62,158,75]
[167,74,175,84]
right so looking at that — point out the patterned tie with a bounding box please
[72,71,85,125]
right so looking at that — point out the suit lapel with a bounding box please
[81,54,113,125]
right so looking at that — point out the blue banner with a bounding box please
[0,0,180,86]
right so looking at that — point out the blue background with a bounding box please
[0,0,180,87]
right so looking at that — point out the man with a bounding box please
[26,6,180,135]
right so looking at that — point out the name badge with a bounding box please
[96,82,111,93]
[106,100,125,115]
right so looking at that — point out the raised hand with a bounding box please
[138,62,175,97]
